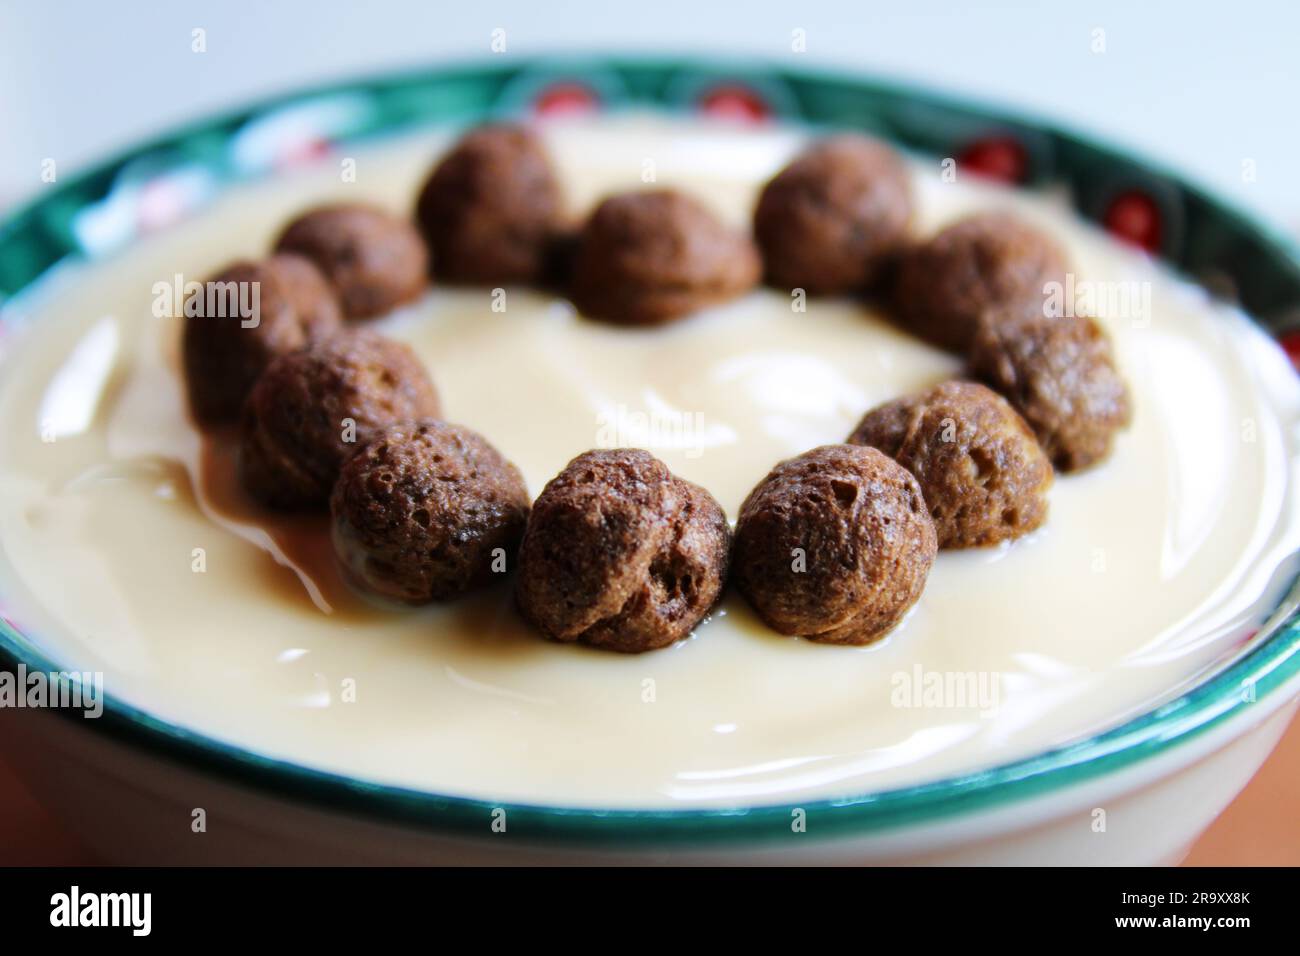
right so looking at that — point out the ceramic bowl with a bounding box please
[2,57,1299,865]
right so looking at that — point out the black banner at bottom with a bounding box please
[0,865,1282,941]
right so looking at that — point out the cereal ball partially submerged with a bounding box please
[847,380,1053,548]
[331,420,530,603]
[515,449,730,653]
[733,444,936,645]
[415,123,566,285]
[240,330,441,510]
[893,212,1069,352]
[968,311,1132,472]
[753,135,913,295]
[569,190,760,325]
[275,204,428,319]
[182,255,343,425]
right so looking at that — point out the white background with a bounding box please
[2,0,1298,231]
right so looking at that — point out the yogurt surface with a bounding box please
[1,115,1298,808]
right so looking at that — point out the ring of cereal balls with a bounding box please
[893,211,1069,353]
[186,118,1145,651]
[331,420,531,604]
[847,380,1053,548]
[968,310,1132,472]
[240,329,441,510]
[415,123,566,285]
[515,449,730,653]
[732,444,936,646]
[182,254,343,424]
[568,190,760,325]
[753,135,913,295]
[275,204,429,319]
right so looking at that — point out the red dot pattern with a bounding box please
[958,136,1028,184]
[699,86,769,123]
[1104,190,1163,253]
[534,83,599,118]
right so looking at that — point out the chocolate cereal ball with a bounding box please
[415,123,566,285]
[275,204,428,319]
[182,254,343,425]
[515,449,730,653]
[968,311,1132,472]
[893,212,1069,352]
[847,380,1053,548]
[753,135,913,295]
[331,420,530,604]
[240,330,441,510]
[733,445,936,646]
[569,190,760,325]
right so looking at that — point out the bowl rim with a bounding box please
[2,54,1299,847]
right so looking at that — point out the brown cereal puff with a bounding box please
[515,449,730,653]
[893,211,1069,353]
[968,311,1132,472]
[568,190,760,325]
[415,123,566,285]
[732,444,936,646]
[331,420,530,604]
[274,204,428,319]
[240,330,441,510]
[182,255,343,425]
[847,380,1053,548]
[753,135,914,295]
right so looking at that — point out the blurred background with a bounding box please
[3,0,1300,230]
[0,0,1296,864]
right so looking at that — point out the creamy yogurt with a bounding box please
[1,116,1298,808]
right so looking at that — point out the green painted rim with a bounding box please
[2,56,1299,848]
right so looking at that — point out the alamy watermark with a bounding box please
[50,886,150,936]
[152,274,262,328]
[890,664,1000,718]
[596,403,708,459]
[0,664,103,718]
[1043,273,1151,325]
